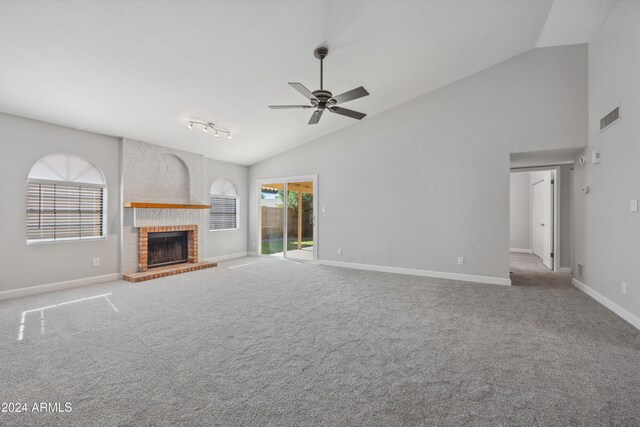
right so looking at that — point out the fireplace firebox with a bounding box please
[147,231,188,268]
[137,225,198,272]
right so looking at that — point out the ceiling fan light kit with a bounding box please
[269,46,369,125]
[187,121,232,139]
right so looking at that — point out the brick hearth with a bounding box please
[123,224,216,283]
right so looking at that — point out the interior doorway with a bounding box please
[509,168,560,273]
[532,171,554,270]
[258,176,317,261]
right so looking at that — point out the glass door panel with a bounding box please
[260,182,285,257]
[285,181,314,261]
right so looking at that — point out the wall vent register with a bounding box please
[600,106,620,131]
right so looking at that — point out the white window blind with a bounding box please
[210,196,237,230]
[27,182,105,242]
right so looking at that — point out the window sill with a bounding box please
[209,228,240,233]
[27,236,108,245]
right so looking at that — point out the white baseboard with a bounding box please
[0,273,120,301]
[559,267,572,274]
[317,260,511,286]
[572,278,640,330]
[205,252,248,263]
[510,248,533,253]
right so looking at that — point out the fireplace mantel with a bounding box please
[123,202,211,209]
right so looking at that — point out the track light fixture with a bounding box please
[187,121,232,140]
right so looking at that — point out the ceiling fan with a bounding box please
[269,47,369,125]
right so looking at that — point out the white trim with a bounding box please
[510,161,574,169]
[572,278,640,330]
[0,273,120,301]
[205,252,248,262]
[559,267,572,274]
[510,248,533,253]
[318,260,511,286]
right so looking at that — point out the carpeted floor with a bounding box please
[0,256,639,426]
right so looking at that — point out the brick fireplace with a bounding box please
[138,225,198,272]
[122,224,215,283]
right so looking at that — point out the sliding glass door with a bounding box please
[260,182,285,256]
[258,176,317,261]
[285,181,314,261]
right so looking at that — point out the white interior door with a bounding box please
[532,171,554,270]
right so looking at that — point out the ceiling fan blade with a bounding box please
[329,106,366,120]
[331,86,369,104]
[308,109,324,125]
[289,82,317,101]
[269,105,313,109]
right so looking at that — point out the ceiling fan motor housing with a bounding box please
[311,89,332,109]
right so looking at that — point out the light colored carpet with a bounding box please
[0,256,639,426]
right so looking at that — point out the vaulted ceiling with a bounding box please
[0,0,615,165]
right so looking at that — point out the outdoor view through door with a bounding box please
[260,180,314,261]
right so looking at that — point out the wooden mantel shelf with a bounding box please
[123,202,211,209]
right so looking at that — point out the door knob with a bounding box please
[540,223,545,226]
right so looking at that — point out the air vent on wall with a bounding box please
[577,263,584,277]
[600,106,620,132]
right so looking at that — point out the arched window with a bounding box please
[27,153,107,242]
[209,178,238,231]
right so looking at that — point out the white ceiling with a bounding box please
[0,0,614,165]
[536,0,617,47]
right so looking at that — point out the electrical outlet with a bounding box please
[93,257,100,267]
[337,248,342,255]
[458,257,464,265]
[631,200,638,212]
[621,282,627,295]
[322,206,327,213]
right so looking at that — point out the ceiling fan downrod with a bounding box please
[314,47,328,90]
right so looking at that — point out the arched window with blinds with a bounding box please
[209,178,238,231]
[27,153,107,242]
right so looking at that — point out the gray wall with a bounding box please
[0,114,249,291]
[510,172,531,251]
[573,0,640,319]
[249,45,587,281]
[0,112,121,291]
[205,158,248,259]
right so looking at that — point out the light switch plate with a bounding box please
[631,200,638,212]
